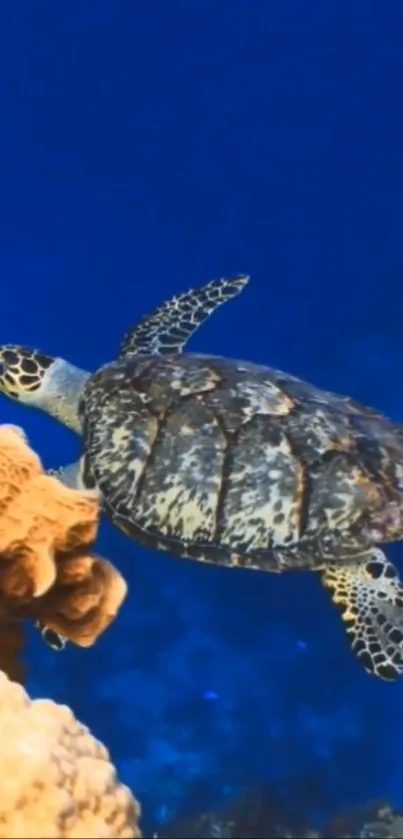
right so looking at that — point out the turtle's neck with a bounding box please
[37,357,91,433]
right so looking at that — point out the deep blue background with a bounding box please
[1,1,403,833]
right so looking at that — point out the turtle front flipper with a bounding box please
[47,457,101,494]
[47,460,85,490]
[119,273,249,357]
[320,550,403,681]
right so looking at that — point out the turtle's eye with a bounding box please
[35,621,67,651]
[43,627,66,651]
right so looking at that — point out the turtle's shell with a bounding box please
[79,354,403,572]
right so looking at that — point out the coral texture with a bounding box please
[0,424,127,676]
[160,797,403,838]
[0,669,141,838]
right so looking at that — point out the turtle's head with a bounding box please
[0,344,90,434]
[0,344,56,403]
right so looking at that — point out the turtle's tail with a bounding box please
[320,549,403,680]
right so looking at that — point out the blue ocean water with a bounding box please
[0,1,403,834]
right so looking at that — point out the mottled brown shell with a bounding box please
[79,353,403,572]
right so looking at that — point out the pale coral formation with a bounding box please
[0,669,141,838]
[0,424,127,677]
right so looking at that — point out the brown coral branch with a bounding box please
[29,551,127,647]
[0,615,25,683]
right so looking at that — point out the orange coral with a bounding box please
[30,552,128,648]
[0,669,141,838]
[0,424,127,675]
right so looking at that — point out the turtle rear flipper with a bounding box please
[321,550,403,681]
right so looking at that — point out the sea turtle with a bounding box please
[1,274,403,680]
